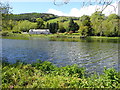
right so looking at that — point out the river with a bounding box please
[1,38,119,73]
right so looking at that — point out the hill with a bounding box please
[3,13,58,21]
[3,13,79,22]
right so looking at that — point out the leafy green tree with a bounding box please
[36,18,45,29]
[12,20,37,32]
[90,11,105,36]
[49,22,59,33]
[2,20,17,30]
[1,2,12,31]
[68,18,79,33]
[46,22,49,29]
[107,14,119,21]
[102,14,119,37]
[79,15,93,36]
[0,2,12,14]
[79,26,89,36]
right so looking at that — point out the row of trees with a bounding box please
[1,2,120,37]
[2,13,58,22]
[1,8,120,36]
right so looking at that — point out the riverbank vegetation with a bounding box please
[2,60,120,88]
[2,6,120,37]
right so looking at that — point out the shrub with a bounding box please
[12,30,21,34]
[2,60,120,88]
[58,27,66,33]
[1,31,10,36]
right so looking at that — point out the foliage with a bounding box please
[2,11,120,37]
[47,16,79,23]
[90,11,105,36]
[107,14,119,21]
[2,20,17,31]
[12,30,21,34]
[2,60,120,88]
[79,15,93,36]
[12,20,37,32]
[0,2,12,14]
[68,18,79,33]
[36,18,45,29]
[49,22,59,33]
[0,31,12,36]
[58,26,66,33]
[3,13,58,21]
[79,26,89,36]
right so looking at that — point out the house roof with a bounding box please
[29,29,49,32]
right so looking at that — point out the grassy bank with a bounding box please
[1,32,120,42]
[90,36,120,40]
[2,60,120,88]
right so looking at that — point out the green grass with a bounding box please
[1,33,120,42]
[90,36,120,39]
[2,60,120,88]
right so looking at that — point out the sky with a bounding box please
[2,0,119,17]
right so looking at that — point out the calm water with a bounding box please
[1,38,119,73]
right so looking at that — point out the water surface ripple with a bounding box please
[2,38,119,73]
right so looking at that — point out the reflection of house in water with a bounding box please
[29,29,51,34]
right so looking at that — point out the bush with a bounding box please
[12,30,21,34]
[2,60,120,88]
[58,27,66,33]
[1,31,10,36]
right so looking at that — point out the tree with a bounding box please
[68,18,79,33]
[12,20,37,32]
[90,11,105,36]
[79,26,89,36]
[46,22,49,29]
[0,2,12,31]
[36,18,45,29]
[2,20,17,30]
[49,22,59,33]
[102,14,119,37]
[107,14,119,21]
[0,2,12,14]
[79,15,93,36]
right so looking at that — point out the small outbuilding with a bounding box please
[29,29,51,34]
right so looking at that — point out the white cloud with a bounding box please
[47,2,118,17]
[47,9,68,16]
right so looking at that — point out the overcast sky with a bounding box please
[2,0,119,17]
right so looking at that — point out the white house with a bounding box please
[29,29,51,34]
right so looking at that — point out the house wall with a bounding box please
[29,29,50,34]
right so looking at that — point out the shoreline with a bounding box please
[1,33,120,41]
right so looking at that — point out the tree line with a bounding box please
[1,2,120,37]
[2,11,120,37]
